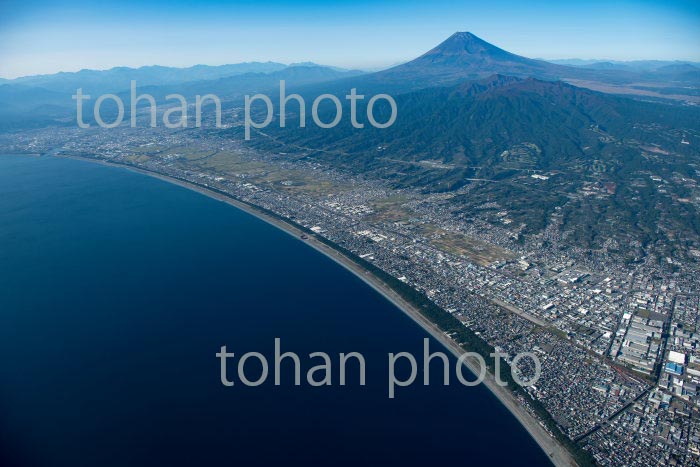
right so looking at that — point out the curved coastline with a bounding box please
[50,153,577,467]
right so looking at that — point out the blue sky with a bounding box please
[0,0,698,78]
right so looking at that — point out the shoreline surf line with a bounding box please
[49,152,577,467]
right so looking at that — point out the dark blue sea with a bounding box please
[0,154,551,466]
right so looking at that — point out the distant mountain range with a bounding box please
[547,58,700,71]
[2,31,699,128]
[0,61,356,94]
[344,32,699,96]
[0,63,365,127]
[1,31,699,258]
[0,62,287,102]
[274,32,698,106]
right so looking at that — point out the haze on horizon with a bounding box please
[0,0,699,79]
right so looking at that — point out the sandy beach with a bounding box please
[54,153,578,467]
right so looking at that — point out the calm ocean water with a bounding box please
[0,154,551,466]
